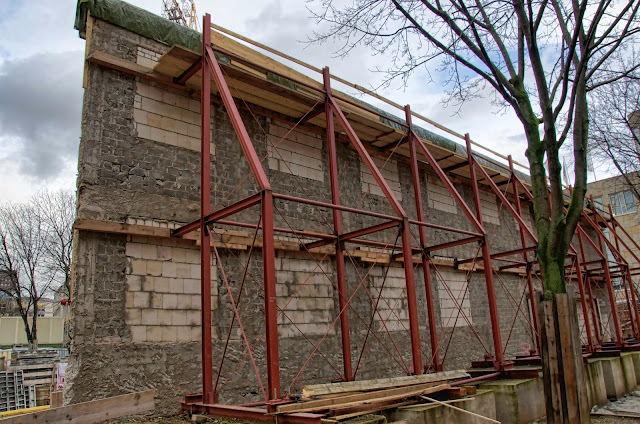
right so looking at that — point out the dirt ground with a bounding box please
[107,414,251,424]
[108,414,640,423]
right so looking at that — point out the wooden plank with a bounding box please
[538,299,562,422]
[1,391,154,424]
[50,391,63,408]
[329,400,416,421]
[557,293,578,423]
[277,382,443,413]
[279,384,449,415]
[567,287,591,423]
[87,51,191,92]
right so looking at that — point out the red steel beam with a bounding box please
[508,156,540,354]
[424,236,484,253]
[411,130,485,234]
[578,223,623,346]
[174,60,202,85]
[457,245,538,265]
[466,134,505,369]
[173,193,262,237]
[304,219,399,251]
[608,205,640,337]
[205,44,270,190]
[200,13,214,404]
[328,96,406,217]
[261,189,281,399]
[273,193,402,222]
[328,95,423,374]
[596,201,638,339]
[408,219,483,237]
[323,68,353,381]
[406,105,441,372]
[473,156,537,243]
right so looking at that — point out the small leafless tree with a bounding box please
[0,190,75,350]
[34,190,75,299]
[589,60,640,201]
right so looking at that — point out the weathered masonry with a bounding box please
[68,0,637,416]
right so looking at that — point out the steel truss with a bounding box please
[172,13,640,421]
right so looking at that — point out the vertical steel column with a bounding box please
[261,190,281,399]
[608,204,640,339]
[588,221,623,346]
[465,135,504,368]
[508,156,540,354]
[574,253,595,352]
[405,105,441,372]
[203,18,280,398]
[577,230,603,347]
[200,13,214,405]
[323,68,353,381]
[327,96,423,374]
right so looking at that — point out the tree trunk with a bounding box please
[538,287,590,423]
[29,307,38,351]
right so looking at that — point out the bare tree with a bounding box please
[308,1,638,420]
[308,0,639,297]
[0,190,75,350]
[589,58,640,201]
[34,190,75,299]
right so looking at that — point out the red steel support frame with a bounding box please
[174,12,636,419]
[592,199,638,340]
[508,156,540,354]
[327,94,424,375]
[323,68,353,381]
[200,14,214,404]
[406,105,441,372]
[608,204,640,337]
[203,13,282,400]
[465,135,506,369]
[577,228,604,347]
[577,221,624,347]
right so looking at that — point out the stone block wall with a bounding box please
[68,16,542,413]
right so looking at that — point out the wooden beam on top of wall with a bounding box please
[73,218,526,275]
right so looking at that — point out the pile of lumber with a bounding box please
[274,370,473,422]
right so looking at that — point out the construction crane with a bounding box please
[162,0,199,32]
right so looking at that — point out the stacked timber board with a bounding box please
[275,370,473,422]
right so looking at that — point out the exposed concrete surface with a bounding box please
[597,357,628,400]
[592,389,640,419]
[387,389,496,424]
[587,359,610,408]
[479,378,545,424]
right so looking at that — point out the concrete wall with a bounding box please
[0,317,64,346]
[67,17,541,413]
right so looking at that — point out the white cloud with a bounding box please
[0,0,598,202]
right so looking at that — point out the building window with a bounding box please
[609,190,637,216]
[593,196,605,212]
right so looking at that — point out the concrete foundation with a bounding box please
[629,352,640,383]
[592,357,626,400]
[387,389,496,424]
[621,353,638,393]
[478,378,545,424]
[585,359,608,408]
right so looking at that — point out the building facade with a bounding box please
[67,0,609,413]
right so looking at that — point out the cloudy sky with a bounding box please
[0,0,587,203]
